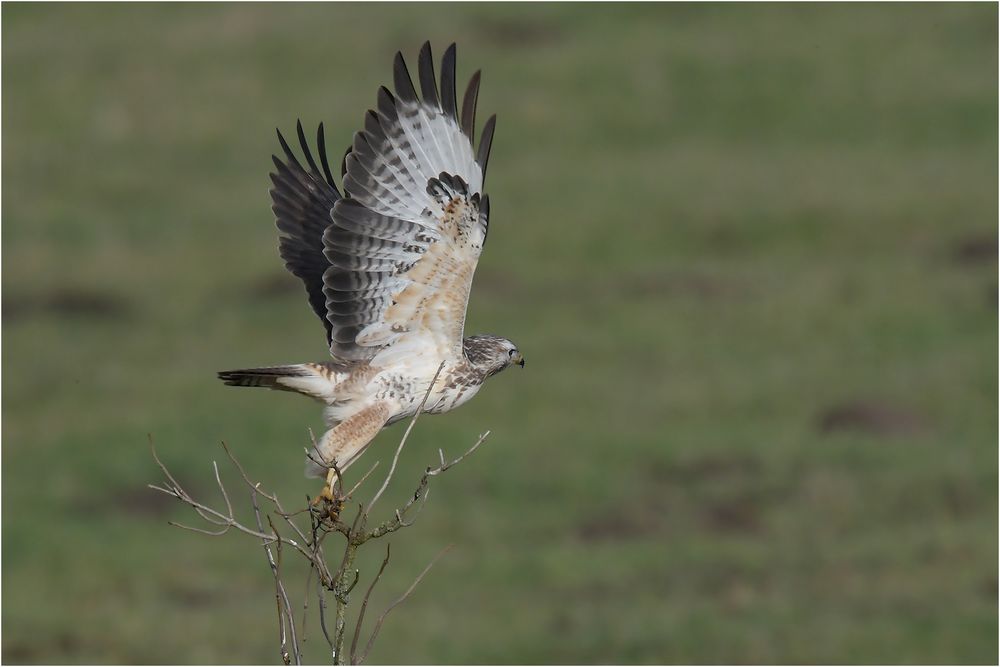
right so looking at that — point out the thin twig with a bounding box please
[317,576,335,655]
[218,442,317,564]
[430,431,491,476]
[345,461,380,500]
[152,415,491,665]
[300,562,314,649]
[351,544,391,664]
[358,544,454,664]
[165,520,230,536]
[212,461,233,519]
[254,486,301,665]
[147,483,285,544]
[149,437,187,495]
[221,441,311,546]
[394,485,429,529]
[272,518,301,665]
[361,431,491,542]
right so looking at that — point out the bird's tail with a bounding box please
[217,365,312,389]
[219,362,349,402]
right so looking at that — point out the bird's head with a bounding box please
[463,334,525,378]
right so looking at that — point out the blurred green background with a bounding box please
[3,3,997,664]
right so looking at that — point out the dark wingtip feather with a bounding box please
[441,43,458,122]
[316,123,336,187]
[460,70,481,140]
[362,109,380,140]
[417,41,440,108]
[296,120,322,176]
[276,127,302,170]
[477,114,497,181]
[376,85,397,120]
[393,51,418,103]
[271,120,343,345]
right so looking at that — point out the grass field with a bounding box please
[2,3,997,664]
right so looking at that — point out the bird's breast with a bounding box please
[372,357,482,420]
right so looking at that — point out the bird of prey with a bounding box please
[218,42,523,496]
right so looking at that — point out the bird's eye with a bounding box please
[508,349,516,357]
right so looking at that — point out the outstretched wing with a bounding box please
[323,42,496,364]
[269,122,343,345]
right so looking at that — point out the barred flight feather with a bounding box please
[270,122,343,345]
[264,42,496,363]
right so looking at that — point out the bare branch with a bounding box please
[149,437,188,496]
[275,520,301,665]
[152,413,491,665]
[166,520,230,537]
[300,562,315,648]
[221,440,279,504]
[213,461,233,519]
[359,544,454,664]
[351,544,391,664]
[429,431,491,476]
[317,577,335,657]
[331,507,366,584]
[220,440,314,558]
[362,431,491,542]
[148,483,284,544]
[344,461,380,500]
[254,486,301,665]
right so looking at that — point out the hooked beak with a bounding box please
[513,352,525,368]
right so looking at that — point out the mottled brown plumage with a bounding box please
[219,42,523,487]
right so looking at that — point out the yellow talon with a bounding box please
[310,468,343,518]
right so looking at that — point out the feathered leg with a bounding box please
[307,402,391,500]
